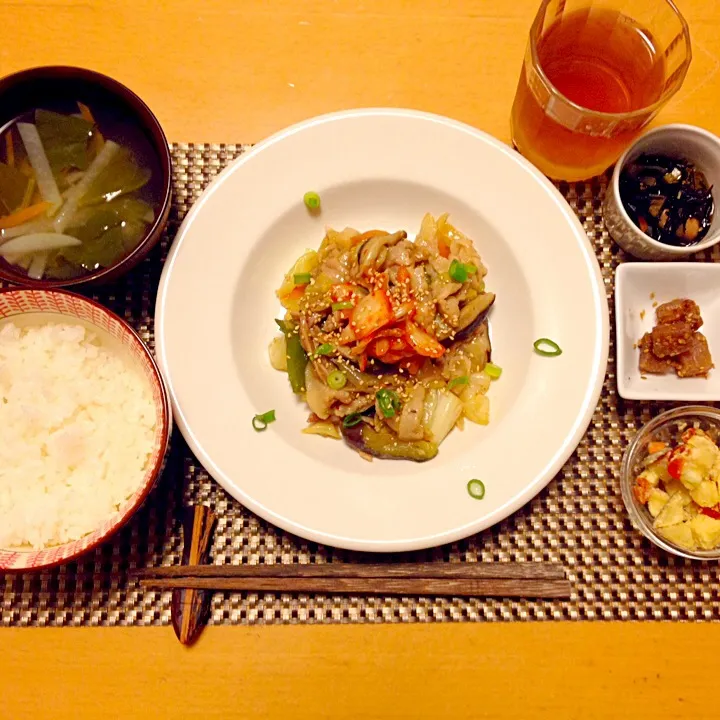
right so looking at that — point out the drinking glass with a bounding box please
[510,0,692,181]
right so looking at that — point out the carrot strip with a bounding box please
[78,101,105,153]
[18,158,33,178]
[279,286,305,302]
[77,101,95,125]
[0,200,51,229]
[90,131,105,156]
[6,131,14,167]
[647,441,668,455]
[438,236,450,258]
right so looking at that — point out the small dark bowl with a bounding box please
[0,66,172,288]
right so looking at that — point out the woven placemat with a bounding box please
[2,143,720,627]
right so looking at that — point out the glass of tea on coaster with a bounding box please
[510,0,691,182]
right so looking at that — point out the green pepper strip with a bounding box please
[276,318,308,393]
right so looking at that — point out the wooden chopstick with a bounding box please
[136,576,570,598]
[132,562,566,581]
[132,563,571,598]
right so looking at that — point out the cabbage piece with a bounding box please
[463,394,490,425]
[304,363,335,419]
[268,335,288,371]
[423,388,462,445]
[276,250,319,311]
[398,385,426,441]
[35,109,92,177]
[422,388,439,435]
[460,372,491,425]
[460,372,491,401]
[302,422,341,440]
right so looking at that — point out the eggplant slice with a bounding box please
[342,420,438,462]
[450,292,495,344]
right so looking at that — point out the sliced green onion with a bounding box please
[294,272,312,285]
[484,363,502,379]
[343,413,363,428]
[332,301,354,311]
[449,259,468,283]
[467,479,485,500]
[533,338,562,357]
[315,343,334,356]
[252,409,276,432]
[376,388,401,418]
[327,370,347,390]
[303,191,321,210]
[448,376,469,389]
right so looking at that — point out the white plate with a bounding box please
[615,262,720,401]
[156,109,608,552]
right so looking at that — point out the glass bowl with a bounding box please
[621,405,720,560]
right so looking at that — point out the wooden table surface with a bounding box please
[2,1,720,717]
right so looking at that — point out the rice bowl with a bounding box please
[0,288,171,571]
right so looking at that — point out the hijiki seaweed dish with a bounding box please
[268,212,500,462]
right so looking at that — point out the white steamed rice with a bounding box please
[0,321,156,550]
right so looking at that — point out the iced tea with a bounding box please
[511,0,691,181]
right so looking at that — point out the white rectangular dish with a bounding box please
[615,262,720,401]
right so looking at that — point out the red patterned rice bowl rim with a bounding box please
[0,288,172,571]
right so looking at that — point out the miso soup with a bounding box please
[0,100,162,281]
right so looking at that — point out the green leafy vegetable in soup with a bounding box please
[35,109,94,177]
